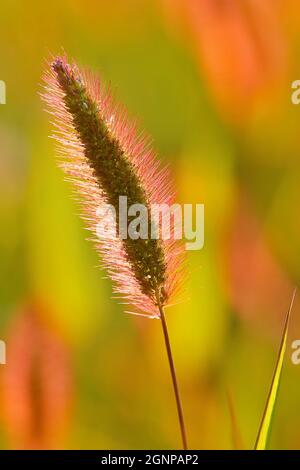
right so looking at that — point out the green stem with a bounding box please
[157,301,188,450]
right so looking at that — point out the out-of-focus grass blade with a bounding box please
[227,389,244,450]
[254,287,297,450]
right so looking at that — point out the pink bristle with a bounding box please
[41,54,186,318]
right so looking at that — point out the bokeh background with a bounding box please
[0,0,300,449]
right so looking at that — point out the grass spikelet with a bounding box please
[42,54,188,449]
[42,55,185,318]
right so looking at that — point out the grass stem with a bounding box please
[157,301,188,450]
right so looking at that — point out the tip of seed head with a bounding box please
[51,57,74,86]
[51,57,73,79]
[51,57,64,72]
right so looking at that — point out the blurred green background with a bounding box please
[0,0,300,449]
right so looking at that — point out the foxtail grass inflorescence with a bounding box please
[42,55,187,448]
